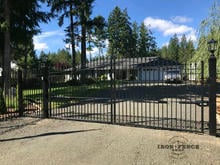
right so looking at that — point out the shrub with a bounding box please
[65,79,81,86]
[82,77,96,85]
[100,74,107,81]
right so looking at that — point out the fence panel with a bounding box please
[1,57,208,133]
[22,69,43,118]
[45,57,207,133]
[49,56,113,124]
[112,58,207,132]
[0,70,19,120]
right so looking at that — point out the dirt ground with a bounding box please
[0,117,220,165]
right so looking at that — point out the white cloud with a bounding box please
[171,16,192,23]
[33,30,65,51]
[65,43,81,52]
[105,39,109,48]
[65,38,109,58]
[33,37,49,50]
[87,47,99,57]
[164,25,193,36]
[185,29,197,42]
[35,30,64,39]
[162,42,169,47]
[144,17,197,42]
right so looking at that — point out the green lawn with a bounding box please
[5,96,18,109]
[4,80,123,111]
[23,81,111,109]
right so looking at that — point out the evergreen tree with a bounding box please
[2,0,11,94]
[119,9,133,57]
[160,45,169,59]
[160,34,195,63]
[179,34,195,63]
[137,23,157,57]
[0,0,51,93]
[89,15,107,56]
[179,34,187,63]
[107,7,132,57]
[48,49,71,67]
[75,0,94,69]
[138,23,149,57]
[148,30,157,56]
[186,39,195,60]
[130,22,139,57]
[168,34,179,62]
[48,0,78,73]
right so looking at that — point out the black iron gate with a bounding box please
[49,57,113,123]
[3,56,220,135]
[43,57,208,133]
[112,57,207,132]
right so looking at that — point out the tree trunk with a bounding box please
[3,0,11,95]
[70,4,76,79]
[81,10,86,81]
[23,49,27,81]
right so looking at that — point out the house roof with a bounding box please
[66,57,181,71]
[134,57,181,68]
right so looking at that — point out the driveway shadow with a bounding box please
[0,118,42,135]
[0,129,101,142]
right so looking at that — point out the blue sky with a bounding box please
[34,0,215,56]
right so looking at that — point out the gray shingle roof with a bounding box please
[67,57,181,71]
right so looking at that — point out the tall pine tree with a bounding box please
[107,7,132,57]
[130,22,139,57]
[168,34,179,62]
[137,22,157,57]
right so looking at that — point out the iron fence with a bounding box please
[1,56,218,135]
[44,57,208,132]
[22,69,43,118]
[0,70,19,120]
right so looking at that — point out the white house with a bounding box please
[136,57,182,81]
[64,57,182,82]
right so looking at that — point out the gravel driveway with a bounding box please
[0,117,220,165]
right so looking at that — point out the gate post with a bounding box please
[110,54,116,124]
[201,61,204,133]
[209,54,217,136]
[18,69,23,116]
[42,65,49,118]
[113,55,116,124]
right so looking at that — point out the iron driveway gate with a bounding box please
[46,57,207,133]
[22,69,44,118]
[48,57,113,123]
[113,59,207,132]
